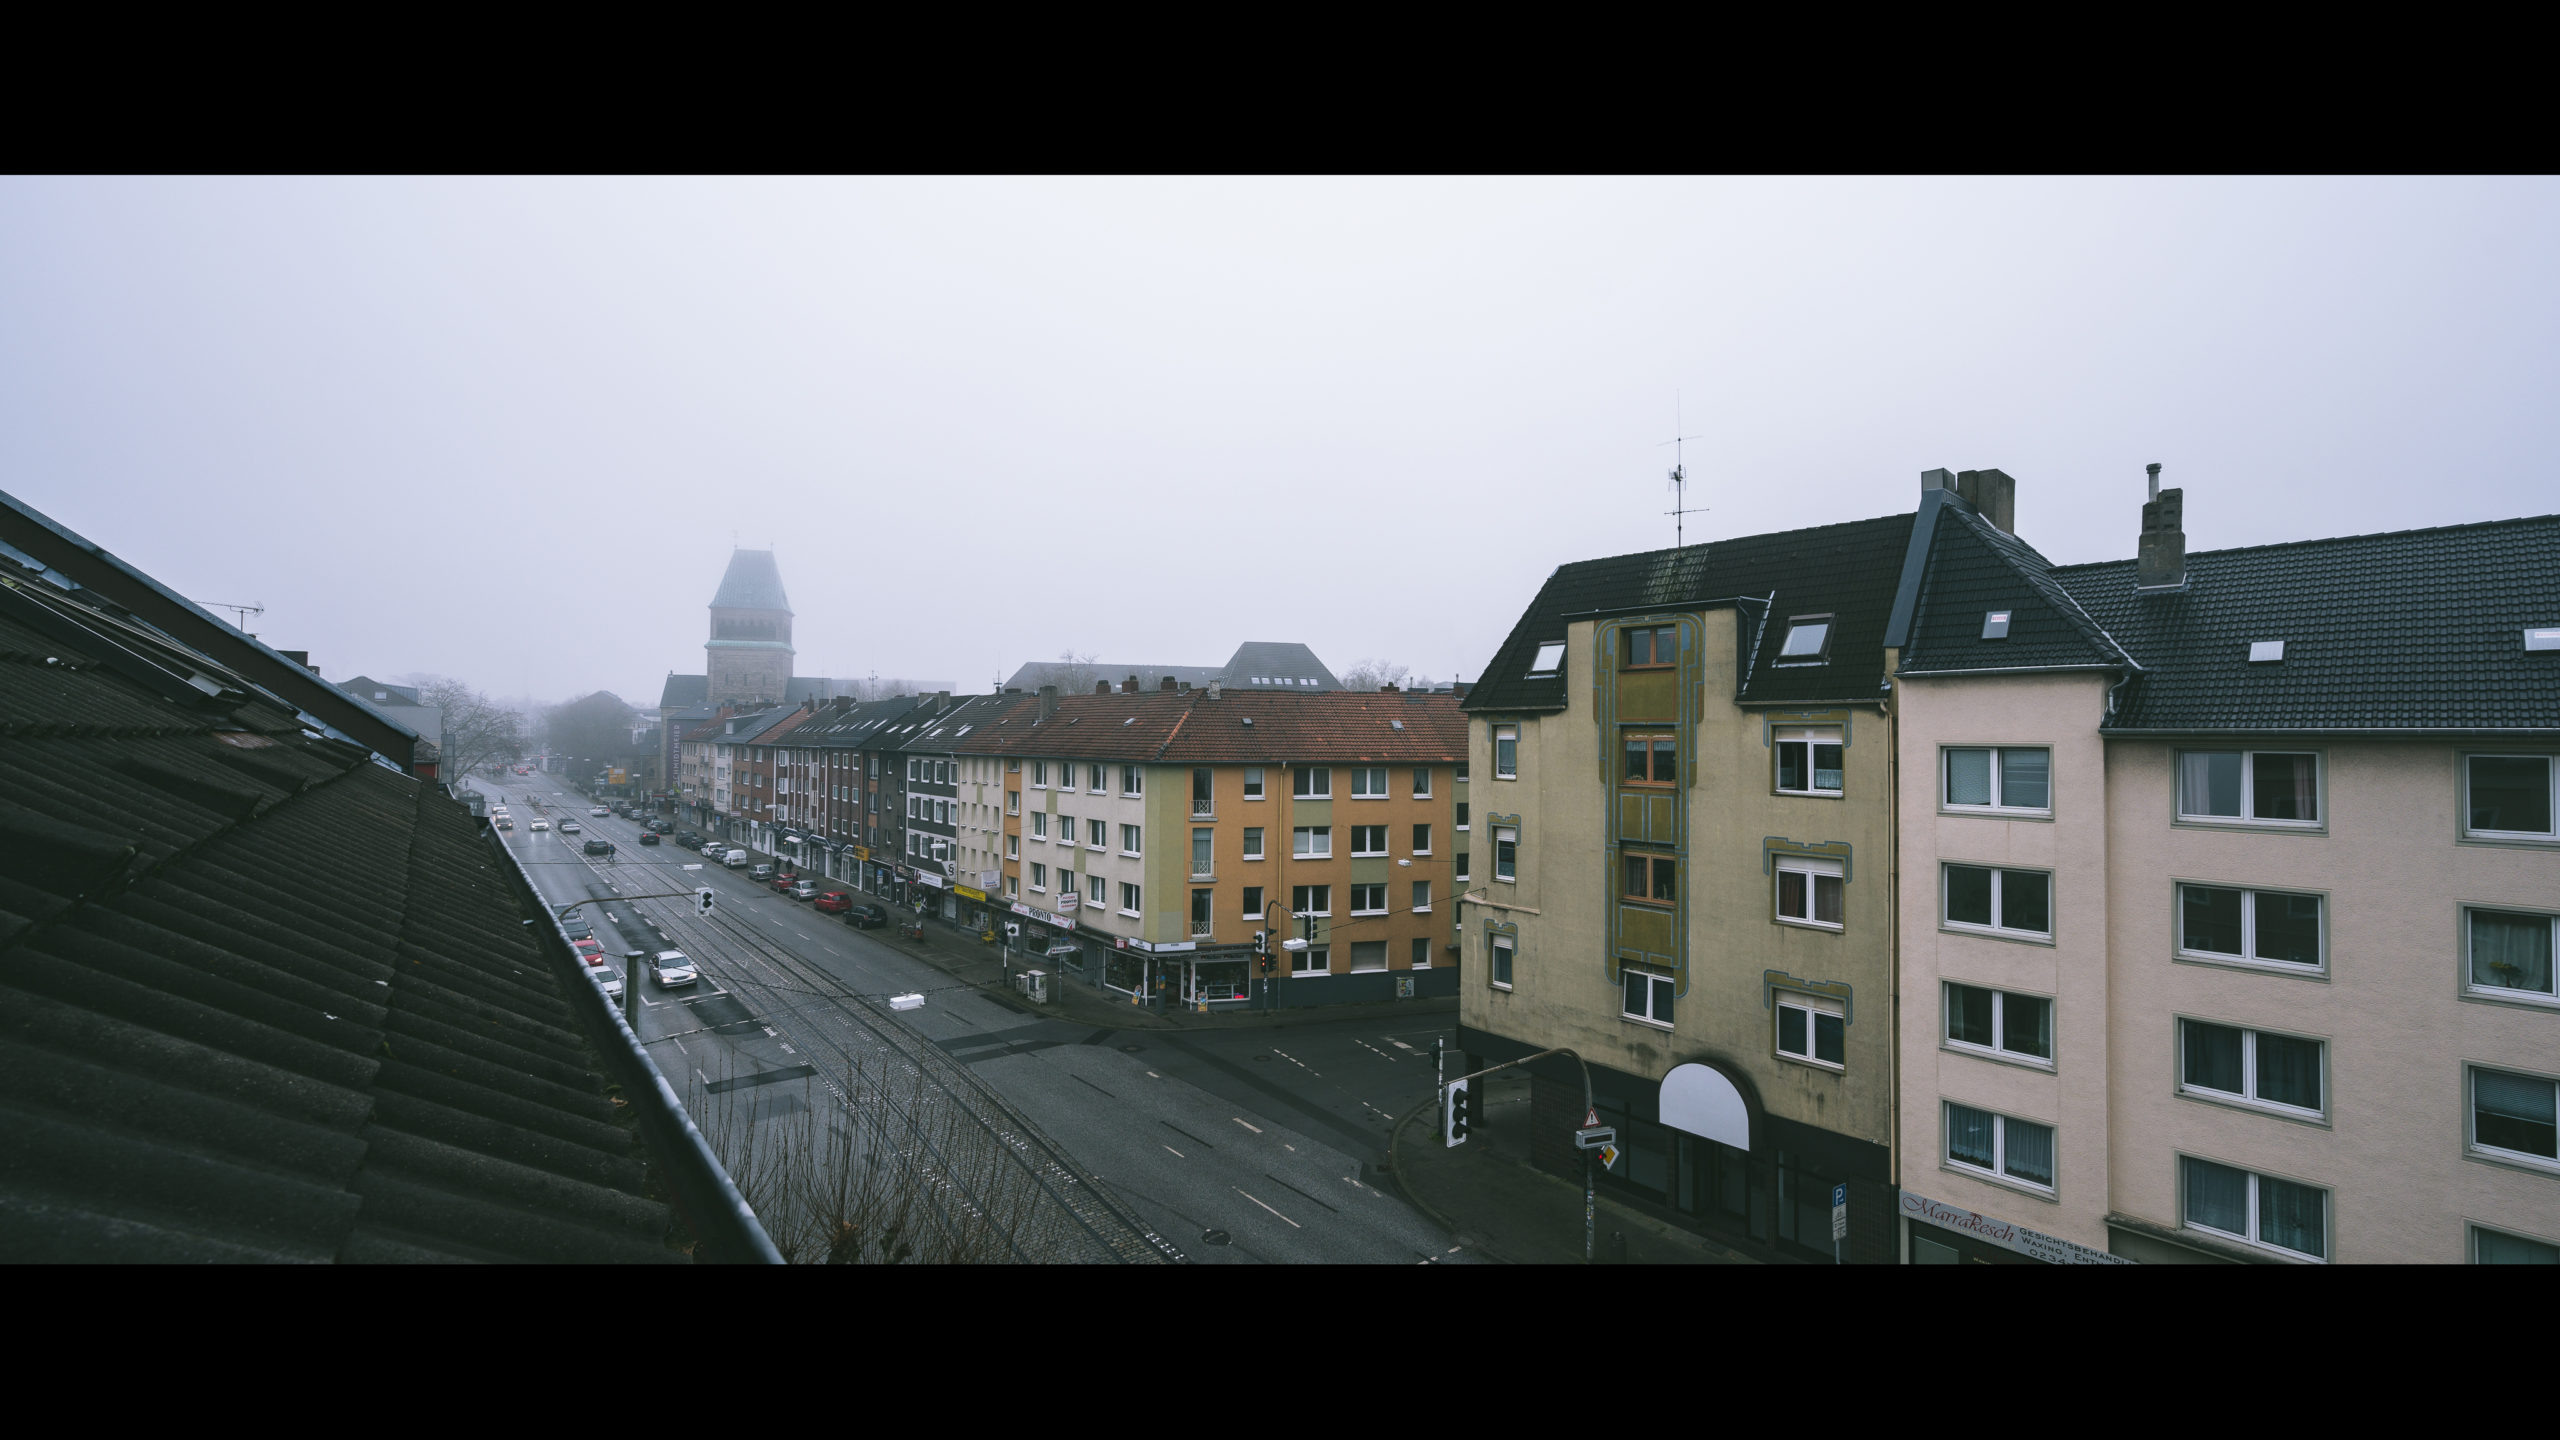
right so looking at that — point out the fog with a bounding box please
[5,177,2554,707]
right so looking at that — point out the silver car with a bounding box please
[650,950,698,988]
[561,820,582,834]
[591,966,624,1000]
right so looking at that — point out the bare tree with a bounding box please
[1338,657,1412,692]
[410,676,527,780]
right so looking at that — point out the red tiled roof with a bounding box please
[950,689,1466,764]
[953,692,1194,760]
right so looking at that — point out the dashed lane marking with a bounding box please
[1163,1145,1185,1159]
[1356,1040,1396,1061]
[1233,1188,1299,1229]
[1231,1117,1262,1134]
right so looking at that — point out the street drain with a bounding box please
[1251,1054,1271,1062]
[1202,1229,1231,1246]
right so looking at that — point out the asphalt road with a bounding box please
[476,776,1477,1264]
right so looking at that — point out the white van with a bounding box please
[722,849,750,868]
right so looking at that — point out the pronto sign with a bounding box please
[1898,1190,2133,1265]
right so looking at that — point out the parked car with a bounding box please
[572,938,605,966]
[789,879,817,900]
[650,950,699,988]
[652,819,674,834]
[748,863,775,882]
[584,838,615,856]
[675,832,701,848]
[722,849,750,868]
[562,913,593,940]
[530,819,550,831]
[843,901,890,929]
[770,873,799,894]
[591,806,610,817]
[638,832,660,846]
[814,890,851,914]
[591,965,624,1000]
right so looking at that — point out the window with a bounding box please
[1292,766,1331,798]
[1351,883,1387,914]
[2179,1020,2325,1116]
[1005,876,1018,897]
[1945,1103,2055,1191]
[1411,880,1432,911]
[939,761,952,785]
[2471,1066,2559,1168]
[1621,852,1676,906]
[1490,935,1514,988]
[1774,727,1843,796]
[1189,827,1210,875]
[1494,826,1518,882]
[1291,884,1331,916]
[2473,1226,2560,1264]
[1243,767,1265,800]
[1411,823,1432,855]
[1980,610,2012,640]
[1527,640,1566,676]
[1412,937,1433,968]
[1456,802,1469,830]
[1351,767,1388,798]
[1006,835,1019,858]
[1494,726,1518,778]
[1942,746,2051,812]
[1776,994,1845,1068]
[1351,824,1387,856]
[1241,885,1263,919]
[1007,790,1020,814]
[1059,763,1077,790]
[1242,827,1265,860]
[1293,826,1331,858]
[1030,812,1047,840]
[1120,882,1141,915]
[1349,941,1388,972]
[1088,766,1105,794]
[1944,984,2052,1064]
[1776,615,1832,664]
[1031,760,1048,787]
[2467,907,2555,1001]
[2177,884,2323,970]
[2176,749,2320,824]
[1086,819,1106,849]
[1121,765,1143,796]
[1622,967,1674,1026]
[2467,755,2556,838]
[1454,852,1470,881]
[2181,1157,2326,1260]
[907,758,919,781]
[1943,864,2051,939]
[1191,888,1213,935]
[1412,768,1432,798]
[1293,944,1329,975]
[1774,856,1844,928]
[1622,731,1678,787]
[1454,760,1468,782]
[1030,862,1047,891]
[1059,813,1076,846]
[1623,624,1676,669]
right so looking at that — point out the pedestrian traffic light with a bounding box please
[1444,1078,1471,1148]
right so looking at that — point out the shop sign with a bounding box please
[1897,1190,2133,1265]
[853,846,871,861]
[916,871,945,889]
[1010,901,1076,931]
[955,885,987,902]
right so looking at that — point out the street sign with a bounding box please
[1831,1183,1848,1242]
[1583,1108,1600,1129]
[1596,1142,1620,1171]
[1574,1125,1616,1151]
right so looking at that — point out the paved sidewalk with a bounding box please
[1385,1070,1756,1265]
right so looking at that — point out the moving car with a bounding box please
[748,863,775,882]
[495,816,513,830]
[583,838,615,856]
[591,806,610,817]
[638,832,660,846]
[564,821,584,835]
[842,901,890,929]
[530,819,550,832]
[650,950,698,988]
[789,879,817,900]
[591,965,624,1000]
[814,890,851,914]
[722,849,750,868]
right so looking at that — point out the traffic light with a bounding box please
[1444,1078,1471,1148]
[696,887,716,917]
[1252,929,1267,953]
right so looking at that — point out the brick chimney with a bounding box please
[1121,674,1139,693]
[1206,681,1221,700]
[1094,680,1111,694]
[1036,684,1058,723]
[1159,675,1177,692]
[2137,463,2186,590]
[1922,467,2016,534]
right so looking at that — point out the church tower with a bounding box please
[705,548,794,706]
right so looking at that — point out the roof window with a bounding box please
[1391,719,1405,731]
[2249,640,2286,664]
[1981,611,2011,641]
[1776,616,1832,664]
[2528,628,2560,653]
[1527,641,1566,677]
[1242,717,1255,726]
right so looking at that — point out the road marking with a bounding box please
[780,1044,796,1054]
[1233,1188,1299,1228]
[1231,1117,1261,1134]
[1162,1145,1184,1158]
[1147,1071,1160,1078]
[1356,1040,1396,1061]
[1283,1144,1295,1152]
[1390,1039,1414,1050]
[672,1038,688,1055]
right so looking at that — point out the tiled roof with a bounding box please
[1000,661,1222,693]
[1899,506,2132,675]
[779,695,930,750]
[955,693,1198,761]
[896,694,1030,753]
[1220,642,1343,692]
[2059,512,2560,733]
[1160,690,1465,764]
[707,549,791,614]
[0,583,690,1263]
[1466,513,1917,714]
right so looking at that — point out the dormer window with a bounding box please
[2249,640,2286,663]
[1527,641,1565,677]
[1776,616,1832,664]
[1981,611,2011,641]
[1623,625,1676,669]
[2527,628,2560,653]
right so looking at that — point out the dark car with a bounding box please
[843,901,890,929]
[562,914,593,941]
[584,838,615,856]
[651,819,674,834]
[638,831,661,846]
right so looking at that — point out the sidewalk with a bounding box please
[1385,1069,1757,1265]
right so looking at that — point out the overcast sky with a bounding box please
[5,177,2554,708]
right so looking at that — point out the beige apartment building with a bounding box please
[1888,470,2560,1263]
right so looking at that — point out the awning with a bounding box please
[1660,1062,1751,1151]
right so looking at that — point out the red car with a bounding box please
[770,872,799,894]
[814,891,851,914]
[572,937,606,967]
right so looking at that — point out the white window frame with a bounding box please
[1940,745,2054,815]
[1490,935,1514,989]
[1120,823,1142,856]
[2468,1064,2560,1173]
[1411,880,1432,913]
[1494,826,1518,883]
[1291,944,1329,976]
[2463,904,2557,1006]
[1773,855,1845,931]
[1240,885,1263,920]
[1243,767,1265,800]
[2471,1224,2560,1265]
[1621,966,1674,1028]
[1291,884,1331,918]
[1082,819,1103,851]
[1350,882,1388,916]
[1292,766,1331,799]
[2463,753,2558,841]
[1029,862,1047,892]
[2174,748,2324,828]
[1351,766,1388,799]
[2178,1155,2329,1262]
[1242,827,1265,860]
[1088,873,1106,906]
[1006,834,1019,858]
[1351,824,1388,858]
[1774,991,1845,1070]
[1411,823,1432,856]
[1347,940,1389,973]
[1412,768,1433,799]
[1122,765,1144,796]
[1494,725,1518,779]
[1943,1102,2056,1195]
[1772,726,1844,797]
[1941,983,2054,1069]
[1941,863,2053,941]
[1030,812,1047,841]
[2174,882,2326,974]
[1031,760,1048,788]
[2176,1018,2327,1120]
[1293,825,1332,859]
[1118,881,1141,916]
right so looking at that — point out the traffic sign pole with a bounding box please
[1831,1182,1848,1265]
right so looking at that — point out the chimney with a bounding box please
[2137,463,2185,590]
[1206,681,1221,700]
[1160,675,1177,692]
[1094,680,1111,694]
[1380,684,1399,693]
[1121,674,1139,693]
[279,649,318,673]
[1955,468,2017,534]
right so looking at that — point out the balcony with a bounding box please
[1191,800,1214,818]
[1190,917,1214,938]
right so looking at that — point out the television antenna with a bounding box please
[1657,394,1707,549]
[198,600,265,635]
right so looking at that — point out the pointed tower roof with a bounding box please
[710,548,792,613]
